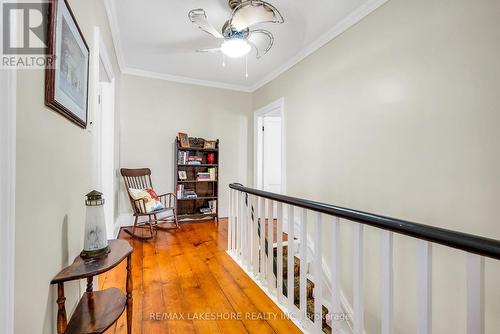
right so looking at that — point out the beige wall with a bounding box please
[119,75,252,218]
[253,0,500,333]
[14,1,121,333]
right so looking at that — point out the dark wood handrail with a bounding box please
[229,183,500,261]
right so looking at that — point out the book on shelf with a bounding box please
[177,151,189,164]
[200,200,217,214]
[209,200,217,214]
[176,185,197,199]
[184,190,198,199]
[176,184,184,198]
[208,167,216,180]
[197,172,210,181]
[196,168,217,181]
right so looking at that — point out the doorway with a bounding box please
[93,27,116,238]
[254,98,286,194]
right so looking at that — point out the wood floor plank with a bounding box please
[100,219,301,334]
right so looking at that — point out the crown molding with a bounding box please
[104,0,126,72]
[104,0,387,93]
[122,67,253,92]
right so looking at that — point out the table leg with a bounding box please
[86,276,93,292]
[56,283,67,334]
[126,254,133,334]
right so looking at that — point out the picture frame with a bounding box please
[203,140,217,149]
[178,171,187,180]
[45,0,90,129]
[178,132,190,148]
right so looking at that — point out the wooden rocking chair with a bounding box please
[121,168,180,240]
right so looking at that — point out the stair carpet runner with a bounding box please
[247,200,332,333]
[272,245,332,334]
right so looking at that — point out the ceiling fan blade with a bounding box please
[230,1,284,31]
[196,48,221,54]
[248,29,273,58]
[188,9,224,39]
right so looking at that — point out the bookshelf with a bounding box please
[175,137,219,223]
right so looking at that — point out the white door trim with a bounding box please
[93,27,116,239]
[253,97,286,194]
[0,68,17,334]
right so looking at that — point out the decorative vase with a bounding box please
[207,153,215,164]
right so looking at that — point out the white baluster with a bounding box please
[252,195,259,274]
[382,231,394,334]
[277,202,284,303]
[247,194,252,267]
[466,254,484,334]
[242,193,247,265]
[353,223,364,334]
[300,209,308,325]
[237,191,242,258]
[240,192,245,261]
[331,217,341,328]
[260,197,266,279]
[288,205,295,310]
[267,199,275,292]
[314,212,323,332]
[417,240,432,334]
[228,188,232,251]
[231,189,237,251]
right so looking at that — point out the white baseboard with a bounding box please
[114,213,133,238]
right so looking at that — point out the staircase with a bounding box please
[273,245,331,333]
[254,204,334,333]
[227,183,500,334]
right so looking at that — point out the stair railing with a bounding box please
[227,183,500,334]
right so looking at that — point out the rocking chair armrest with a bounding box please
[132,198,147,214]
[158,193,176,208]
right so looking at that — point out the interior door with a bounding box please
[262,116,282,193]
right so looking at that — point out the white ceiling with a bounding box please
[105,0,386,92]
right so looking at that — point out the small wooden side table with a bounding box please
[51,240,133,334]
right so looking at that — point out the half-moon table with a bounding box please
[51,240,133,334]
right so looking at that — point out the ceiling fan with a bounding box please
[188,0,284,60]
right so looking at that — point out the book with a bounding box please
[208,168,216,181]
[177,151,189,164]
[184,190,198,199]
[208,200,217,213]
[176,184,184,198]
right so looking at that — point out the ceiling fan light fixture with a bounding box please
[221,38,251,58]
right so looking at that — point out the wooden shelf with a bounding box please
[178,180,217,183]
[67,288,126,334]
[178,196,217,201]
[178,147,218,152]
[178,164,218,167]
[178,213,217,221]
[175,137,219,223]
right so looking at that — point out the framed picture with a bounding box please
[178,132,190,148]
[178,171,187,180]
[204,140,217,149]
[45,0,90,128]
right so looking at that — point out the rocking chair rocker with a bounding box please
[121,168,180,240]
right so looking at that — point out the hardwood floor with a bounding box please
[100,219,301,334]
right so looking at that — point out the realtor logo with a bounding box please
[2,1,51,68]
